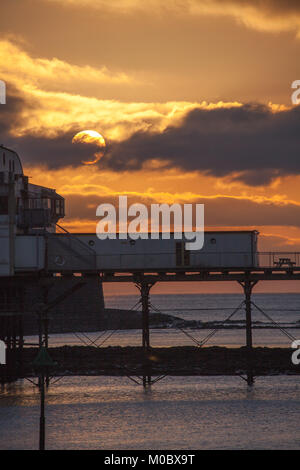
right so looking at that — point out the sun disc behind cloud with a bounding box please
[72,130,106,165]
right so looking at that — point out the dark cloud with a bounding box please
[0,89,102,168]
[102,104,300,185]
[65,193,300,229]
[2,89,300,186]
[0,86,26,137]
[203,196,300,227]
[10,133,103,168]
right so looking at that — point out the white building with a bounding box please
[0,146,65,275]
[0,146,259,275]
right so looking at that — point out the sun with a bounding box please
[72,130,106,165]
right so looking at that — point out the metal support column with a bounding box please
[238,280,258,386]
[42,286,50,387]
[135,280,156,387]
[39,372,45,451]
[141,283,151,351]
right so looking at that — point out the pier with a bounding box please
[0,148,299,388]
[1,257,300,387]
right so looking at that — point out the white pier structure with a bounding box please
[1,146,300,387]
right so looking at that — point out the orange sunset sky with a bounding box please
[1,0,300,293]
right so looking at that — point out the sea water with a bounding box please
[30,293,300,348]
[1,293,300,450]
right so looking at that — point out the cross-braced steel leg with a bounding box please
[36,279,86,387]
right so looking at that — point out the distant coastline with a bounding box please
[92,307,300,331]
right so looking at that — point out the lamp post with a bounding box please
[32,347,57,450]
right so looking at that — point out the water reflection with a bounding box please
[1,375,300,449]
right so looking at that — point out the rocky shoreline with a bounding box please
[21,346,300,377]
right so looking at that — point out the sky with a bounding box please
[1,0,300,293]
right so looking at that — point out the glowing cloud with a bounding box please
[43,0,300,37]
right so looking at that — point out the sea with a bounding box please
[1,292,300,450]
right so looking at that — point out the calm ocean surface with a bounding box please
[1,293,300,450]
[42,292,300,348]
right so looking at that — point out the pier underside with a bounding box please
[1,266,300,386]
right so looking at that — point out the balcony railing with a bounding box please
[257,252,300,269]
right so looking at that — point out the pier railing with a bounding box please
[91,251,300,271]
[257,252,300,269]
[43,235,300,272]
